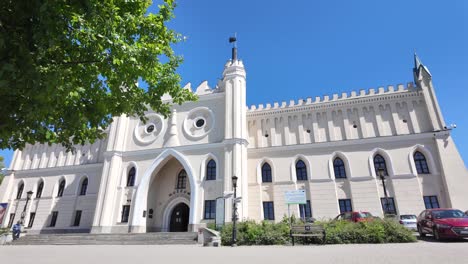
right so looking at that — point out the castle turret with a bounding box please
[222,37,249,221]
[413,53,446,131]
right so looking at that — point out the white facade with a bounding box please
[1,52,467,234]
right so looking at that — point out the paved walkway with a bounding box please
[1,240,467,264]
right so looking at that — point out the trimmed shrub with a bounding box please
[219,218,416,246]
[0,228,9,236]
[220,220,290,246]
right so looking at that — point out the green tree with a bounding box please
[0,156,4,185]
[0,0,196,151]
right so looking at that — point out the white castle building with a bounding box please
[1,47,467,234]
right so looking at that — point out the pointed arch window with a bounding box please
[176,170,187,189]
[333,158,347,179]
[206,159,216,181]
[262,163,272,183]
[127,167,136,187]
[80,178,88,196]
[414,151,430,174]
[57,179,66,197]
[16,182,24,199]
[296,160,308,181]
[373,154,388,176]
[36,180,44,198]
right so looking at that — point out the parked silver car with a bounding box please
[399,214,417,231]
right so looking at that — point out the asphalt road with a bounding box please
[1,238,467,264]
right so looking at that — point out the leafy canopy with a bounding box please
[0,0,196,150]
[0,156,4,185]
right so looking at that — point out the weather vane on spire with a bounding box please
[229,33,237,61]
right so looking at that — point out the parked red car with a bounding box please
[334,212,374,222]
[417,209,468,241]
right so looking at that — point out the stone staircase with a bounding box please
[11,232,199,245]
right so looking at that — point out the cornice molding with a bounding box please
[247,132,436,154]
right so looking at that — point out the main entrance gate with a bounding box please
[169,203,189,232]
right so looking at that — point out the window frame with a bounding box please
[414,151,430,174]
[261,163,272,183]
[176,170,187,189]
[36,181,44,198]
[333,158,347,179]
[79,178,88,196]
[338,199,353,214]
[16,183,24,200]
[295,160,308,181]
[127,167,136,187]
[263,201,275,220]
[121,205,130,223]
[27,212,36,228]
[50,211,59,227]
[423,196,440,209]
[7,213,16,228]
[373,154,388,176]
[73,210,82,227]
[206,159,216,181]
[57,179,65,197]
[380,197,397,215]
[204,200,216,220]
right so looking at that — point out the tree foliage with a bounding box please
[0,0,196,150]
[0,156,4,185]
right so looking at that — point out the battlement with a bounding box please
[161,80,222,101]
[247,82,418,112]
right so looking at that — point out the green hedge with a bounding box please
[0,228,9,236]
[219,218,416,246]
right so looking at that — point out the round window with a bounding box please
[146,124,155,133]
[195,118,205,128]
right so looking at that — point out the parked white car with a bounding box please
[399,214,417,231]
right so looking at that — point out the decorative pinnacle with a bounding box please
[229,33,237,61]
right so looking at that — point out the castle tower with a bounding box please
[222,37,249,221]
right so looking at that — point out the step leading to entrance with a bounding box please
[11,232,199,245]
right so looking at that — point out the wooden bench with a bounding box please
[290,224,326,246]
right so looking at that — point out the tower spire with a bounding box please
[414,53,422,72]
[229,33,237,61]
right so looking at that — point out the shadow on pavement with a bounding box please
[417,234,468,243]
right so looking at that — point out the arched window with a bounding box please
[79,178,88,196]
[296,160,308,181]
[262,163,272,183]
[414,151,430,174]
[333,158,347,179]
[206,159,216,180]
[36,180,44,198]
[127,167,136,187]
[374,154,388,176]
[16,182,24,199]
[176,170,187,189]
[57,179,65,197]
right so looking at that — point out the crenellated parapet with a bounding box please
[246,82,433,149]
[248,82,418,114]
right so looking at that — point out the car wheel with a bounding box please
[433,228,442,241]
[418,226,426,237]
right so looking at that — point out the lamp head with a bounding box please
[26,191,34,199]
[232,175,238,187]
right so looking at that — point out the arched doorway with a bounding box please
[170,203,189,232]
[130,149,199,233]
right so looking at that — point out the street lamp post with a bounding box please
[20,191,34,225]
[231,175,238,247]
[378,168,389,216]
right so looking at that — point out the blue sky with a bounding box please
[1,0,467,167]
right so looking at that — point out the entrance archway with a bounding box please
[170,203,189,232]
[130,149,199,233]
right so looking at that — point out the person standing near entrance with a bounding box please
[12,221,21,240]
